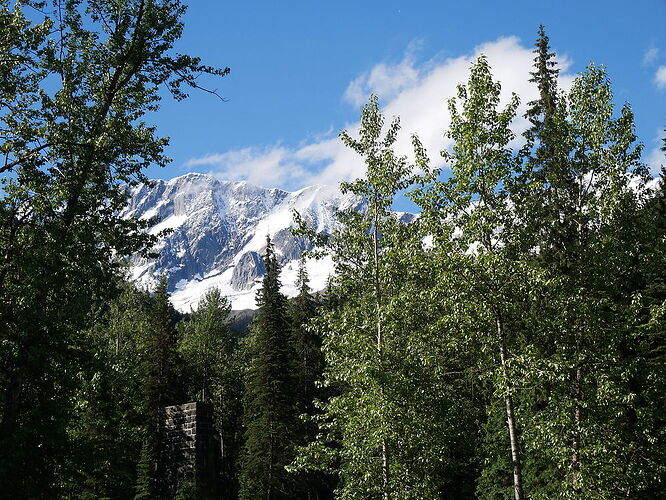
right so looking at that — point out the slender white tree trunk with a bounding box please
[497,315,525,500]
[373,196,390,500]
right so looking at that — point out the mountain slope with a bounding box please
[122,173,362,311]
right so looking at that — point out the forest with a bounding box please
[1,1,664,499]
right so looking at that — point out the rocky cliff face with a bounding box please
[122,173,362,311]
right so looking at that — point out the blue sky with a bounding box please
[147,0,666,188]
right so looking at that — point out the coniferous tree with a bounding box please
[289,260,322,418]
[134,442,156,500]
[179,287,243,497]
[240,237,298,499]
[287,260,336,499]
[137,276,182,499]
[525,25,560,148]
[519,25,575,272]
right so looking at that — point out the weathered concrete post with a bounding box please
[162,402,220,499]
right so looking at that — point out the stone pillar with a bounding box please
[162,402,220,499]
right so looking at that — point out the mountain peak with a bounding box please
[123,173,353,311]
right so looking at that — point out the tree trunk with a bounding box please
[497,315,525,500]
[373,195,390,500]
[572,363,582,490]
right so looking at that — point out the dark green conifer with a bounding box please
[521,25,577,273]
[138,276,182,498]
[287,260,335,499]
[288,259,322,417]
[239,237,298,499]
[525,25,560,136]
[134,442,155,500]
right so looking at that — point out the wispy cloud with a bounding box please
[185,37,576,190]
[343,40,425,107]
[655,66,666,89]
[185,146,308,188]
[647,148,664,175]
[643,47,660,66]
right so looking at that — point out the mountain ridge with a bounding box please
[122,173,362,311]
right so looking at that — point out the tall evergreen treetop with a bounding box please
[289,260,320,415]
[526,25,560,133]
[518,25,575,273]
[256,236,287,312]
[240,236,299,500]
[287,259,334,499]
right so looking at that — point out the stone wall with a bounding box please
[162,402,219,499]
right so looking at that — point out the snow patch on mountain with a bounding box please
[123,173,359,312]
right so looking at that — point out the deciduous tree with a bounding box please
[0,1,227,494]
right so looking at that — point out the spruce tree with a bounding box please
[519,25,576,272]
[239,237,298,499]
[525,25,560,142]
[134,442,156,500]
[179,287,243,497]
[137,276,182,499]
[287,260,336,499]
[288,259,321,418]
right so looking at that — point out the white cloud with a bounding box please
[646,129,665,176]
[647,147,664,176]
[643,47,659,66]
[185,37,576,190]
[655,66,666,89]
[185,146,308,188]
[344,40,424,107]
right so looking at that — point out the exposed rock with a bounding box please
[230,251,265,290]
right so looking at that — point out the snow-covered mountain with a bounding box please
[122,173,363,312]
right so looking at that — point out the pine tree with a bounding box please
[519,25,576,272]
[525,25,560,142]
[134,442,156,500]
[286,260,336,499]
[239,237,298,499]
[288,260,321,418]
[139,276,182,499]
